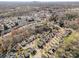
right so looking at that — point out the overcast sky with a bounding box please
[0,0,79,2]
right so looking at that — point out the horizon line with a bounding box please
[0,1,79,2]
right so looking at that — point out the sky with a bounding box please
[0,0,79,2]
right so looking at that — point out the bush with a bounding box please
[65,14,78,20]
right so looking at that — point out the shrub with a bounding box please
[65,14,78,20]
